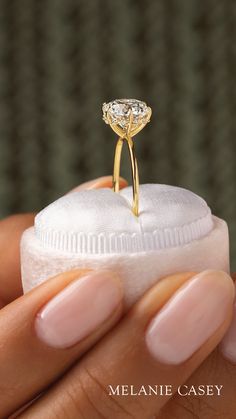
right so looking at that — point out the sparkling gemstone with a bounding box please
[102,99,150,129]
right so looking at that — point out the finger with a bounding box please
[23,271,234,419]
[0,176,127,306]
[0,214,35,305]
[160,276,236,419]
[0,269,123,418]
[69,176,128,193]
[220,279,236,363]
[158,345,235,418]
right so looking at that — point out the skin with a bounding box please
[0,176,235,419]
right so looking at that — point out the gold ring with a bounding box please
[102,99,152,216]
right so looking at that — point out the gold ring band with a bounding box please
[113,136,139,216]
[102,99,152,217]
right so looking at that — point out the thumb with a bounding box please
[23,270,234,419]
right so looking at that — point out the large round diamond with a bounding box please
[102,99,150,129]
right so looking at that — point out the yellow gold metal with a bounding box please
[103,101,152,217]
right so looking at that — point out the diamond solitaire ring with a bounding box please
[102,99,152,217]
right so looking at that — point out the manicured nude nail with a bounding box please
[69,176,127,193]
[72,178,107,191]
[220,283,236,363]
[35,271,123,348]
[69,177,112,193]
[146,270,234,365]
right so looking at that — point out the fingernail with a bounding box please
[69,176,112,193]
[220,282,236,363]
[146,270,234,365]
[68,176,127,193]
[35,271,123,348]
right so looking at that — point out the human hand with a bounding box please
[1,267,233,418]
[0,177,235,418]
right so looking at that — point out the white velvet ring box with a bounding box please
[21,184,229,308]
